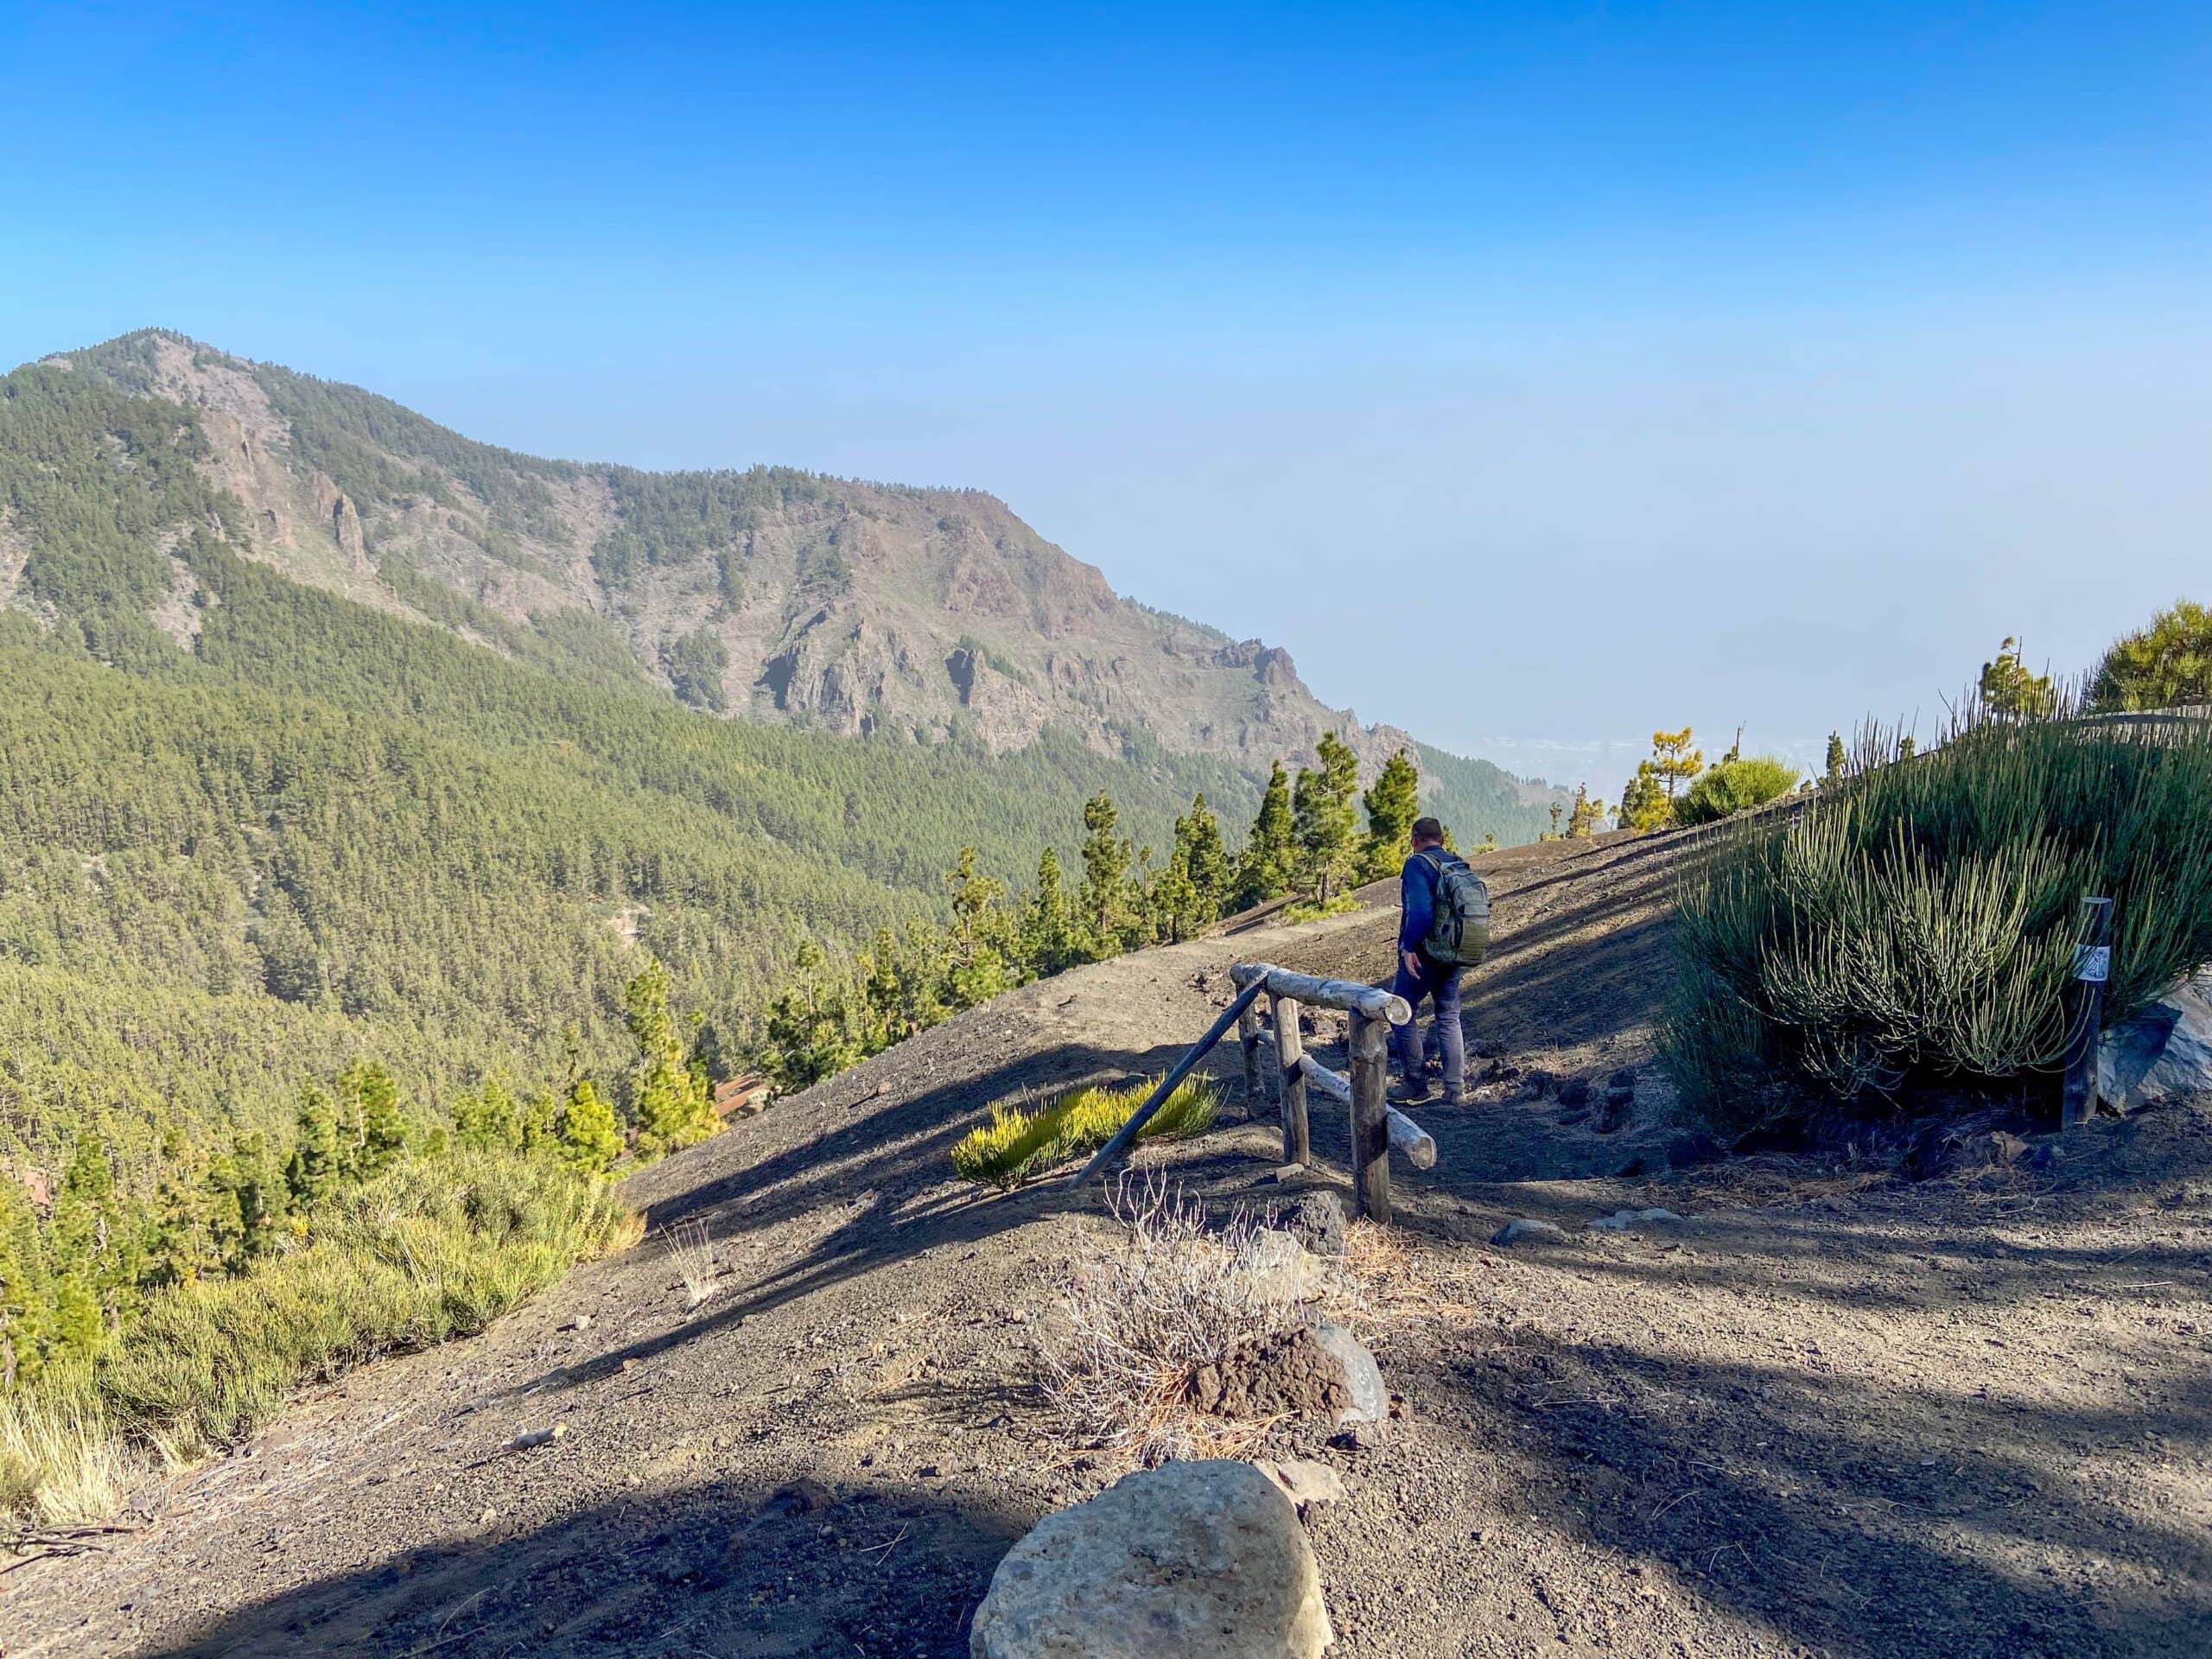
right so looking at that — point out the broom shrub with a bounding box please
[1665,698,2212,1130]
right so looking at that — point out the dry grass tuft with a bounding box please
[0,1394,132,1530]
[1043,1172,1307,1465]
[658,1217,721,1307]
[1325,1217,1484,1330]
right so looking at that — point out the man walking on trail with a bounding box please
[1390,817,1486,1106]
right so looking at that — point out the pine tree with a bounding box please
[1154,839,1203,944]
[944,848,1011,1007]
[2089,600,2212,712]
[945,847,1005,964]
[286,1084,341,1207]
[857,927,905,1052]
[1824,731,1847,786]
[1151,796,1230,943]
[51,1272,102,1362]
[1618,762,1669,831]
[51,1128,140,1332]
[1020,847,1077,978]
[1360,749,1421,880]
[1180,794,1232,919]
[760,941,865,1093]
[1649,728,1703,804]
[211,1131,288,1272]
[1979,636,2056,717]
[518,1088,562,1152]
[335,1060,407,1181]
[1237,761,1297,907]
[623,959,719,1157]
[1566,784,1605,837]
[1077,791,1140,958]
[1293,732,1360,902]
[453,1076,524,1153]
[149,1125,214,1288]
[557,1078,621,1173]
[1545,799,1563,839]
[0,1176,49,1384]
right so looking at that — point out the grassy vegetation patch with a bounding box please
[951,1076,1219,1188]
[0,1151,637,1526]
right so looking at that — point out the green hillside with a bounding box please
[0,347,1555,1190]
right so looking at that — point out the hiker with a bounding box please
[1390,817,1489,1106]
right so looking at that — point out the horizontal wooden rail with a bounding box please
[1248,1033,1440,1170]
[1230,963,1411,1024]
[1387,1104,1440,1170]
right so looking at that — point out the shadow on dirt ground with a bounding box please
[122,1475,1025,1659]
[1394,1311,2211,1658]
[499,1030,1241,1407]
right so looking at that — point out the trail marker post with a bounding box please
[2062,897,2114,1130]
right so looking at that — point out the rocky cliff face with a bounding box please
[48,331,1536,801]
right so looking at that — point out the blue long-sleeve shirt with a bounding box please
[1400,850,1440,952]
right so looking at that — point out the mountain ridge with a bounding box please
[32,327,1558,833]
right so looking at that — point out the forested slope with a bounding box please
[0,340,1548,1187]
[40,330,1559,830]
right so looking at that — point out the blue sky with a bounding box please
[5,2,2209,797]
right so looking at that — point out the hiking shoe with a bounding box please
[1388,1078,1433,1106]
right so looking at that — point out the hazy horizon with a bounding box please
[9,1,2207,804]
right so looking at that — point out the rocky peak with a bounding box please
[35,330,1561,836]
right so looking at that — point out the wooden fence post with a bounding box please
[1346,1009,1391,1223]
[1237,995,1264,1119]
[1273,995,1309,1166]
[2062,896,2114,1130]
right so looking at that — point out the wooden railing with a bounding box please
[1063,960,1434,1223]
[1230,963,1433,1223]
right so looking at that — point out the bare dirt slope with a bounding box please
[8,830,2210,1658]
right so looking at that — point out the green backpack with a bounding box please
[1418,849,1491,967]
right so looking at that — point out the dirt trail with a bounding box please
[8,831,2210,1657]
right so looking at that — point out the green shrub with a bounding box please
[2089,599,2212,713]
[950,1076,1219,1187]
[1673,756,1800,826]
[1278,893,1361,925]
[1664,705,2212,1131]
[97,1152,636,1458]
[0,1150,638,1519]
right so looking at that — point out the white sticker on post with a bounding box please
[2074,944,2111,983]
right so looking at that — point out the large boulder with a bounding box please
[2100,975,2212,1111]
[970,1459,1334,1658]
